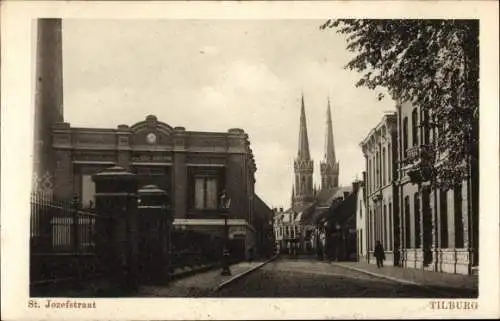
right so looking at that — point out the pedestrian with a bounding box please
[374,240,385,268]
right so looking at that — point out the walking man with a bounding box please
[374,240,386,268]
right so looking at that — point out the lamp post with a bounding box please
[220,191,232,276]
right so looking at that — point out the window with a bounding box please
[359,200,363,219]
[422,109,430,145]
[387,142,392,182]
[388,202,393,250]
[189,167,224,210]
[81,175,96,208]
[382,147,386,186]
[414,193,421,248]
[454,184,464,248]
[440,189,449,248]
[360,233,363,255]
[383,204,389,249]
[404,196,410,248]
[368,158,372,194]
[411,108,419,146]
[194,176,218,209]
[369,209,373,250]
[403,117,409,157]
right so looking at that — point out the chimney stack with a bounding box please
[33,18,64,190]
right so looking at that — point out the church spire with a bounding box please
[297,94,311,160]
[324,98,336,163]
[320,97,339,190]
[293,93,314,207]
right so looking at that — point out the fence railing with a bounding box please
[30,192,109,289]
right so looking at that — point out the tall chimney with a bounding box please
[33,18,64,191]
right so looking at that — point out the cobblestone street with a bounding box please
[139,261,267,297]
[211,257,478,298]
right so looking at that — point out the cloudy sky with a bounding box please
[61,19,395,208]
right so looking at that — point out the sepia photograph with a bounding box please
[1,1,499,320]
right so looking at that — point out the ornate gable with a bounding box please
[130,115,174,147]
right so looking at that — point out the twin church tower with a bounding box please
[292,95,339,208]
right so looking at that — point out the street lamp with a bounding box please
[220,191,232,276]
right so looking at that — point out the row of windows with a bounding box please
[275,225,301,239]
[368,202,393,251]
[367,141,393,194]
[402,107,431,157]
[366,107,433,195]
[402,185,464,249]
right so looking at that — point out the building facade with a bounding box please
[316,181,360,262]
[253,195,276,258]
[360,112,399,266]
[51,115,263,260]
[396,101,478,274]
[273,208,302,255]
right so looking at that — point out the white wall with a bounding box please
[356,186,367,258]
[81,174,95,208]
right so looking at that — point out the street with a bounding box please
[212,257,476,298]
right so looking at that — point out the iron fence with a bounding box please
[30,192,110,291]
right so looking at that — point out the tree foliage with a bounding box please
[321,19,479,187]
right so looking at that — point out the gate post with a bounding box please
[92,166,138,293]
[137,185,172,285]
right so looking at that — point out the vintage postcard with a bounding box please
[1,0,499,320]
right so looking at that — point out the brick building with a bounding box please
[359,102,478,275]
[51,115,267,259]
[360,112,399,266]
[31,18,273,262]
[396,101,478,274]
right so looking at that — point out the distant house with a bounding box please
[253,195,275,259]
[273,208,302,255]
[314,181,361,261]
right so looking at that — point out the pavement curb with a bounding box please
[331,263,418,286]
[331,263,455,297]
[212,254,279,292]
[169,263,219,281]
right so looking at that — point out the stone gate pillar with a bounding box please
[137,185,172,285]
[92,166,138,292]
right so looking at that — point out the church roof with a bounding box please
[292,185,353,225]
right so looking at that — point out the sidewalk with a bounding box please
[138,261,266,297]
[333,262,478,296]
